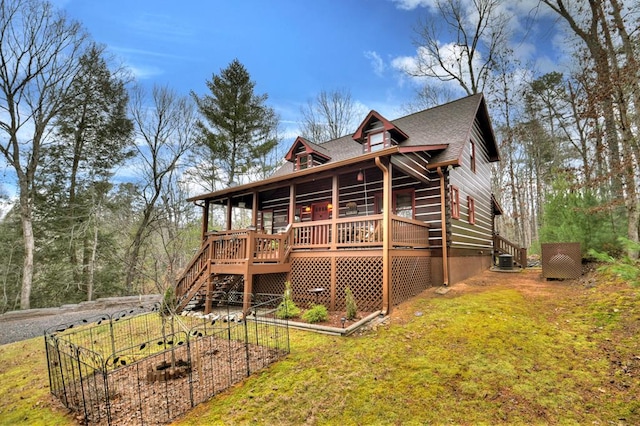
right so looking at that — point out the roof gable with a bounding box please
[284,136,331,163]
[352,110,409,143]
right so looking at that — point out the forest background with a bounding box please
[1,0,638,312]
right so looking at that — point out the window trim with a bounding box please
[367,131,386,153]
[260,209,274,234]
[467,196,475,225]
[450,186,460,219]
[373,189,416,219]
[296,153,311,170]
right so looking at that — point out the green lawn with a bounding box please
[1,269,638,425]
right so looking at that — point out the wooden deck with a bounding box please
[174,215,430,312]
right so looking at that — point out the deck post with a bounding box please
[226,198,233,231]
[201,200,210,241]
[243,273,253,315]
[376,157,391,314]
[331,175,339,250]
[252,191,258,228]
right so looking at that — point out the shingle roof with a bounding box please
[187,93,498,202]
[273,92,497,178]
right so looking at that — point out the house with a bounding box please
[175,93,525,316]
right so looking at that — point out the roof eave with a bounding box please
[187,146,400,202]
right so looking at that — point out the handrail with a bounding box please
[493,234,527,267]
[289,214,431,249]
[390,214,430,248]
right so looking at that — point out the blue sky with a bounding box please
[1,0,563,208]
[54,0,561,136]
[57,1,424,123]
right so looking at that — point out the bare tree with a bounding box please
[125,85,197,293]
[409,0,511,95]
[402,84,458,114]
[0,0,88,309]
[541,0,639,258]
[299,88,361,142]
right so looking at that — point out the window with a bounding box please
[374,190,415,219]
[450,186,460,219]
[469,139,476,173]
[261,210,273,234]
[394,191,414,219]
[468,196,475,225]
[367,131,385,152]
[296,154,310,170]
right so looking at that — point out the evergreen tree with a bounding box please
[540,173,621,256]
[36,44,133,301]
[191,59,279,189]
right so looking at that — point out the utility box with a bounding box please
[498,254,514,270]
[542,243,581,279]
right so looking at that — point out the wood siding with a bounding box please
[447,119,494,252]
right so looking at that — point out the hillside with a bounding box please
[1,268,638,425]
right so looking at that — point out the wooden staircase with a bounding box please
[175,226,293,314]
[493,234,527,268]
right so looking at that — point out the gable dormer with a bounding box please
[284,136,331,171]
[352,110,409,153]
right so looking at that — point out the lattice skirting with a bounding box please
[253,273,288,295]
[391,255,431,306]
[287,251,432,312]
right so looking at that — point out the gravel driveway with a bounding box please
[0,295,160,345]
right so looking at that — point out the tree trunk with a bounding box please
[19,196,34,310]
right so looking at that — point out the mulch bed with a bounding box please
[57,335,285,425]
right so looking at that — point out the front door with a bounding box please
[311,202,331,221]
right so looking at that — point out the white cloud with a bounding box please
[364,51,386,77]
[392,0,438,11]
[128,64,164,80]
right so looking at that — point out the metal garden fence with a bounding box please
[45,293,289,425]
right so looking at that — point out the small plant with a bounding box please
[302,304,328,324]
[276,281,300,319]
[588,237,640,287]
[345,286,357,320]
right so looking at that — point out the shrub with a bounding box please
[345,286,357,320]
[302,304,328,324]
[589,237,640,287]
[276,282,300,319]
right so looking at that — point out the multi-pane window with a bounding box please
[395,191,414,219]
[296,154,310,170]
[468,196,475,225]
[450,186,460,219]
[374,190,415,219]
[368,131,385,152]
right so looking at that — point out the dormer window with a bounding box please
[296,153,310,170]
[352,110,408,150]
[284,136,331,171]
[368,131,386,152]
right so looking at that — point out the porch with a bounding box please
[174,215,431,314]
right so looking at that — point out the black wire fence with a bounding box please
[44,293,289,425]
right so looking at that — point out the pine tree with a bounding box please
[191,59,279,189]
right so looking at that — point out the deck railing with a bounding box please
[391,216,430,248]
[493,234,527,267]
[175,227,293,310]
[291,214,430,250]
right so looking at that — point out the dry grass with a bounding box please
[1,268,638,425]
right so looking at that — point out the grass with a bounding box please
[1,269,639,425]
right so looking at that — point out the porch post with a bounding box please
[252,191,258,228]
[226,198,232,230]
[201,200,210,241]
[288,184,296,224]
[376,157,391,314]
[331,174,338,250]
[243,273,253,315]
[331,175,339,310]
